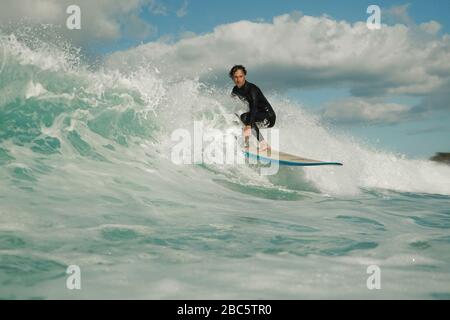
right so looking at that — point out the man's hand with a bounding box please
[243,125,251,138]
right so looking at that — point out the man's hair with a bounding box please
[229,65,247,78]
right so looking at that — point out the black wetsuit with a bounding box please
[231,81,276,141]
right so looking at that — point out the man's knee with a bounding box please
[240,113,250,125]
[268,115,276,128]
[262,116,275,128]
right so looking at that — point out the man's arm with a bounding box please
[248,85,260,128]
[231,86,238,98]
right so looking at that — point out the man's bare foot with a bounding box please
[258,140,270,152]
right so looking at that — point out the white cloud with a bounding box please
[176,0,188,18]
[179,31,197,40]
[148,1,168,16]
[106,11,450,99]
[0,0,158,43]
[385,4,414,26]
[322,98,413,124]
[123,14,158,40]
[0,0,61,24]
[419,21,442,35]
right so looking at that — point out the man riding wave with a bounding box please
[230,65,276,151]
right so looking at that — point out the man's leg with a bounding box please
[254,113,276,151]
[240,112,265,142]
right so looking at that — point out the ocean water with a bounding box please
[1,32,450,300]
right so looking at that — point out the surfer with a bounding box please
[230,65,276,151]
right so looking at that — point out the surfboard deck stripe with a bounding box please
[243,147,343,167]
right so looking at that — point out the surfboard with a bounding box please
[244,146,343,167]
[231,113,342,167]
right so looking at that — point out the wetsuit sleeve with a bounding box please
[248,86,260,128]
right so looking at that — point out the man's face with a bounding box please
[232,69,246,88]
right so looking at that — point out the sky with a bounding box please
[1,0,449,158]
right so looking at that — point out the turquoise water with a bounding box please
[1,32,450,299]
